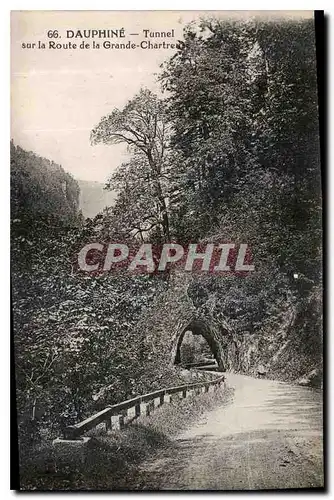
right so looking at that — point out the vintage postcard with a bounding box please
[11,10,323,491]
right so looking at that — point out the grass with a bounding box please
[19,385,234,490]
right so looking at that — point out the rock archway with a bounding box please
[171,318,226,371]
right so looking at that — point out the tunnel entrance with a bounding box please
[171,318,225,371]
[179,330,213,366]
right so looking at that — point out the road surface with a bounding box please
[134,374,323,490]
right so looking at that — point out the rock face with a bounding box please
[78,180,116,219]
[137,268,322,387]
[11,142,81,223]
[297,369,322,388]
[257,364,266,376]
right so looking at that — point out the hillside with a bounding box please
[11,142,80,224]
[78,180,116,219]
[12,16,322,491]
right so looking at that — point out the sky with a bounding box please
[11,10,313,183]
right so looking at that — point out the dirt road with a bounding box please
[134,374,323,490]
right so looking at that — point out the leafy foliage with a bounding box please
[91,89,171,242]
[12,17,322,473]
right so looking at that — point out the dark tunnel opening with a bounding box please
[172,319,225,372]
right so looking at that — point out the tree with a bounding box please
[91,89,171,242]
[106,158,164,242]
[11,141,81,226]
[159,20,257,240]
[11,143,170,448]
[160,18,321,284]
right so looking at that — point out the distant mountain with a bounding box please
[78,180,116,219]
[11,142,81,224]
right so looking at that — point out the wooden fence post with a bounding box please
[53,437,91,466]
[110,415,124,430]
[56,376,225,442]
[140,402,150,416]
[105,417,112,432]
